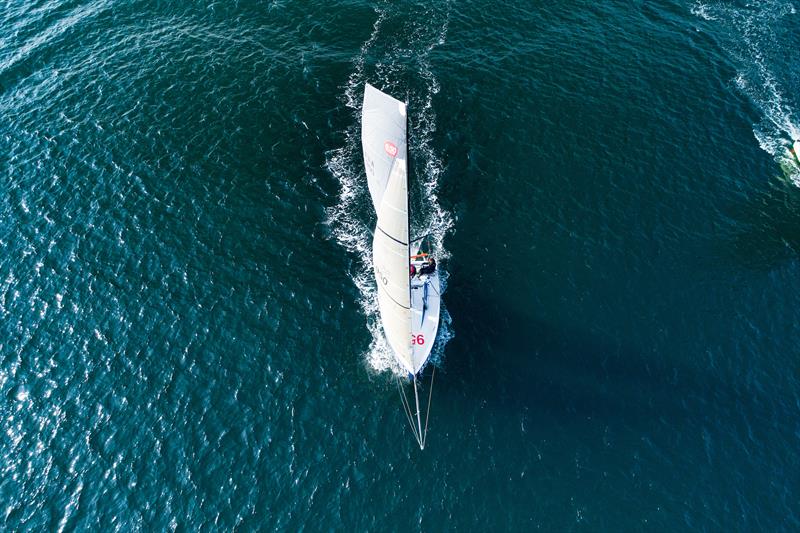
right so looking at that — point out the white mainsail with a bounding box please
[362,83,414,372]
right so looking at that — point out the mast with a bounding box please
[406,98,423,450]
[413,375,424,449]
[406,99,424,449]
[406,97,412,348]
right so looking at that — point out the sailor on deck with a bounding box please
[418,257,436,276]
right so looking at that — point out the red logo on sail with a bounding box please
[384,141,398,157]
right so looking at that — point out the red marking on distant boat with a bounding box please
[384,141,398,157]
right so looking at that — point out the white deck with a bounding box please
[409,259,440,372]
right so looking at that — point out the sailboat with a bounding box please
[791,139,800,165]
[779,139,800,179]
[361,83,441,449]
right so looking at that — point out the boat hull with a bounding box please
[409,262,440,373]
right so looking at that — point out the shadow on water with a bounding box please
[440,288,784,432]
[723,176,800,270]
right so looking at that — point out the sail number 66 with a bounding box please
[411,334,425,345]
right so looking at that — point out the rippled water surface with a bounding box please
[2,0,799,530]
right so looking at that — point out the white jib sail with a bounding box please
[362,84,415,373]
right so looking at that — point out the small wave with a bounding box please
[0,0,112,78]
[690,2,716,21]
[326,2,454,375]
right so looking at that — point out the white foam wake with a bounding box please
[326,2,454,375]
[691,0,800,184]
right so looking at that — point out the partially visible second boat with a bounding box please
[791,139,800,165]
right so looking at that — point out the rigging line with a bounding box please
[413,375,424,450]
[397,378,420,446]
[397,375,418,438]
[396,375,421,445]
[421,365,436,449]
[426,279,441,296]
[420,283,428,325]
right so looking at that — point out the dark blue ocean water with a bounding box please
[2,0,799,530]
